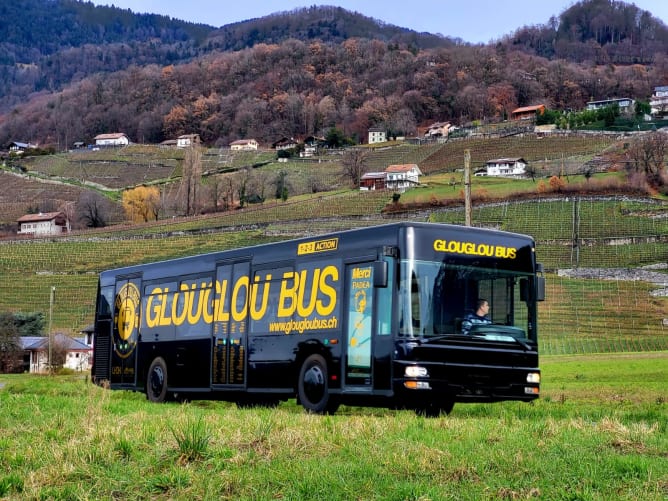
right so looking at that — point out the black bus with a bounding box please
[92,222,545,416]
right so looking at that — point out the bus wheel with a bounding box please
[298,354,338,414]
[147,357,168,403]
[414,400,454,418]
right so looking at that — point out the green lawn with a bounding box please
[0,353,665,500]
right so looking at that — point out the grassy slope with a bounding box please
[0,353,665,500]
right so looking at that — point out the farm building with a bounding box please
[359,172,387,191]
[17,212,68,236]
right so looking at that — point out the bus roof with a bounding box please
[99,222,536,284]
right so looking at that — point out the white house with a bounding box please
[20,334,92,373]
[230,139,259,151]
[9,141,38,153]
[94,133,130,147]
[424,121,451,138]
[177,134,201,148]
[586,98,635,114]
[368,127,387,144]
[385,164,422,192]
[485,158,527,177]
[17,212,68,236]
[650,85,668,118]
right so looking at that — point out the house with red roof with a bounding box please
[17,212,68,236]
[511,105,545,120]
[385,164,422,192]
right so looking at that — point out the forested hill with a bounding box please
[1,0,668,149]
[508,0,668,62]
[203,6,452,52]
[0,1,452,111]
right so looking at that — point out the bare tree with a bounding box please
[77,192,112,228]
[224,175,237,209]
[627,132,667,186]
[236,167,252,208]
[50,335,69,370]
[251,170,270,202]
[204,175,225,212]
[58,201,75,232]
[341,148,370,188]
[181,145,203,215]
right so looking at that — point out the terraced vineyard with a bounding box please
[2,136,666,355]
[1,194,666,355]
[0,171,92,223]
[419,134,617,174]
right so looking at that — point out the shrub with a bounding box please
[549,176,566,192]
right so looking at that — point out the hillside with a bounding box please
[1,133,632,230]
[0,1,450,113]
[2,1,668,149]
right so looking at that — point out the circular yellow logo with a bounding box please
[113,282,140,358]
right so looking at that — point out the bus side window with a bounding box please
[98,286,114,318]
[411,272,420,329]
[376,257,393,335]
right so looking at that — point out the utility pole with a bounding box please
[48,286,55,374]
[464,149,472,226]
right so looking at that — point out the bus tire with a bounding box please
[146,357,168,403]
[297,354,338,414]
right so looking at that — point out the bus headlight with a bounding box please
[405,366,428,378]
[526,372,540,383]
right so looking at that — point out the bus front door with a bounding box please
[212,260,249,387]
[111,276,142,387]
[344,261,374,389]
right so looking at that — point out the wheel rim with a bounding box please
[150,366,164,397]
[302,364,325,405]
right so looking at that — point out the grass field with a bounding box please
[0,353,665,500]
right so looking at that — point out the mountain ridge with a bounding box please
[1,0,668,149]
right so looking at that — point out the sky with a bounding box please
[88,0,668,44]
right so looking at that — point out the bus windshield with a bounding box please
[397,259,536,342]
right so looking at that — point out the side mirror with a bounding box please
[373,260,388,288]
[536,276,546,302]
[520,277,545,301]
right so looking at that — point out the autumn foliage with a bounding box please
[122,186,161,223]
[2,2,668,150]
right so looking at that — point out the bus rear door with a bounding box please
[111,275,142,388]
[212,260,249,388]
